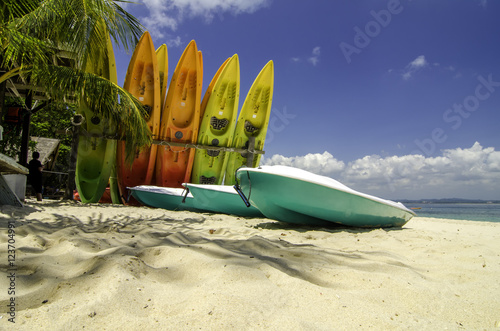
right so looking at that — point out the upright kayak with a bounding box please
[155,40,203,188]
[75,29,118,203]
[191,54,240,185]
[156,44,168,110]
[116,31,161,203]
[224,60,274,185]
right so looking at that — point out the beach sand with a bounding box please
[1,200,499,330]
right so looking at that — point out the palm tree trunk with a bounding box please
[0,80,6,126]
[19,91,33,166]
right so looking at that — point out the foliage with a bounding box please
[30,102,75,170]
[0,97,73,170]
[0,96,32,158]
[0,122,24,158]
[0,0,151,157]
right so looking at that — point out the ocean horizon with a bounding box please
[405,202,500,223]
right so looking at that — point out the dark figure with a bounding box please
[28,151,43,201]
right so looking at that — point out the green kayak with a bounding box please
[75,32,118,203]
[191,54,239,185]
[224,60,274,185]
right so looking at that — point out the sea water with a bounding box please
[405,203,500,223]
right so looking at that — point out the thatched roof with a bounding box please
[29,137,61,170]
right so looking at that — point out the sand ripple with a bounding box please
[1,201,499,329]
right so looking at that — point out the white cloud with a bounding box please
[443,65,463,79]
[169,0,270,18]
[390,59,461,80]
[168,35,183,48]
[291,47,321,66]
[308,46,321,66]
[138,0,271,39]
[402,55,428,80]
[409,55,427,68]
[139,0,177,36]
[263,151,345,176]
[263,142,500,200]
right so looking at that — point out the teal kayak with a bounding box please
[184,183,264,218]
[235,166,416,228]
[128,186,197,211]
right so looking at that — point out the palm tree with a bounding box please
[0,0,152,159]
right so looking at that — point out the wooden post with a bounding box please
[246,136,256,168]
[0,54,5,126]
[65,114,82,200]
[0,80,6,126]
[19,90,33,166]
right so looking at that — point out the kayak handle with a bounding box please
[124,189,133,203]
[234,184,251,208]
[182,188,190,204]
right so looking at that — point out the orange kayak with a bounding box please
[156,44,168,110]
[116,31,160,203]
[155,40,202,188]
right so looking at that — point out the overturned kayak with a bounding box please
[235,166,416,228]
[184,183,264,218]
[128,185,196,211]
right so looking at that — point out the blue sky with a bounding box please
[114,0,500,200]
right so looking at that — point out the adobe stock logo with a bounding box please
[414,74,500,156]
[266,106,296,144]
[339,0,405,64]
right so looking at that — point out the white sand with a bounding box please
[1,200,499,330]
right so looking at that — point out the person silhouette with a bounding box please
[28,151,43,201]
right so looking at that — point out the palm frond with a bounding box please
[0,24,52,74]
[0,67,21,83]
[0,0,39,23]
[29,65,152,156]
[12,0,143,71]
[1,0,149,156]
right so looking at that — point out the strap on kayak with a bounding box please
[124,189,133,203]
[234,184,250,207]
[182,188,190,203]
[234,171,252,208]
